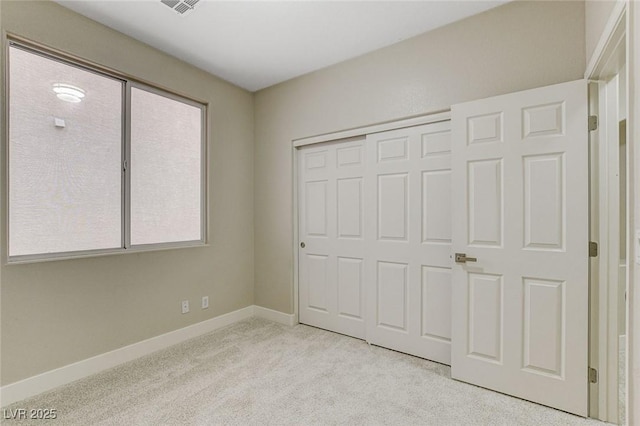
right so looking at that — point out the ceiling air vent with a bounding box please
[160,0,199,16]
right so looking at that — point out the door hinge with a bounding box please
[588,115,598,131]
[589,241,598,257]
[589,367,598,384]
[123,160,128,172]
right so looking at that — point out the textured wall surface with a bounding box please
[253,0,586,313]
[585,0,618,65]
[1,0,254,385]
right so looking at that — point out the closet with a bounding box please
[297,79,588,416]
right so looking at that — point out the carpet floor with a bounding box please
[3,318,603,425]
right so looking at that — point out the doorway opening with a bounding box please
[587,5,628,423]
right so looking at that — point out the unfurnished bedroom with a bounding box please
[0,0,638,424]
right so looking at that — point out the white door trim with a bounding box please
[585,0,626,80]
[596,76,624,424]
[293,110,451,148]
[626,2,639,424]
[586,3,628,422]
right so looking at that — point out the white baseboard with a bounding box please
[254,305,297,326]
[0,305,257,407]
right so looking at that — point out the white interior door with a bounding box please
[451,79,589,416]
[364,122,453,364]
[298,138,366,339]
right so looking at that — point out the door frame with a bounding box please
[585,1,628,422]
[291,111,452,328]
[629,2,640,423]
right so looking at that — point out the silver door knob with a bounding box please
[300,242,305,248]
[455,253,477,263]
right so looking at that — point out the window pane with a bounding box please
[9,47,123,257]
[130,88,202,245]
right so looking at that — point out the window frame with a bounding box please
[5,37,209,264]
[125,81,208,251]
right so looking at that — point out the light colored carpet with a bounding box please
[3,318,602,425]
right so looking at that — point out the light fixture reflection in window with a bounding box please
[52,83,85,103]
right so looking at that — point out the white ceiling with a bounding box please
[55,1,507,92]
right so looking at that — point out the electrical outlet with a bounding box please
[181,300,189,314]
[202,296,209,309]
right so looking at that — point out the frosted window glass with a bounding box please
[130,88,202,245]
[9,47,123,257]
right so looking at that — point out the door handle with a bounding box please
[455,253,477,263]
[300,242,305,248]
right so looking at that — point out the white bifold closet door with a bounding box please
[298,121,453,365]
[298,138,367,339]
[364,122,453,364]
[450,79,588,416]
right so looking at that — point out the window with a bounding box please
[130,87,203,246]
[7,41,207,262]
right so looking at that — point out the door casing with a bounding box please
[585,2,628,422]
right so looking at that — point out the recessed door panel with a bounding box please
[337,146,362,168]
[524,154,564,250]
[522,102,564,138]
[467,112,503,145]
[468,159,503,247]
[337,178,362,239]
[422,130,451,157]
[377,261,407,331]
[305,180,327,237]
[422,170,451,244]
[307,254,328,312]
[421,266,452,342]
[468,272,503,363]
[338,257,363,319]
[378,173,408,241]
[305,151,327,170]
[378,137,408,162]
[523,277,565,378]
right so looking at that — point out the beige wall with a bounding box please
[0,1,254,385]
[254,0,586,313]
[585,0,619,64]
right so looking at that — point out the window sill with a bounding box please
[5,241,208,265]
